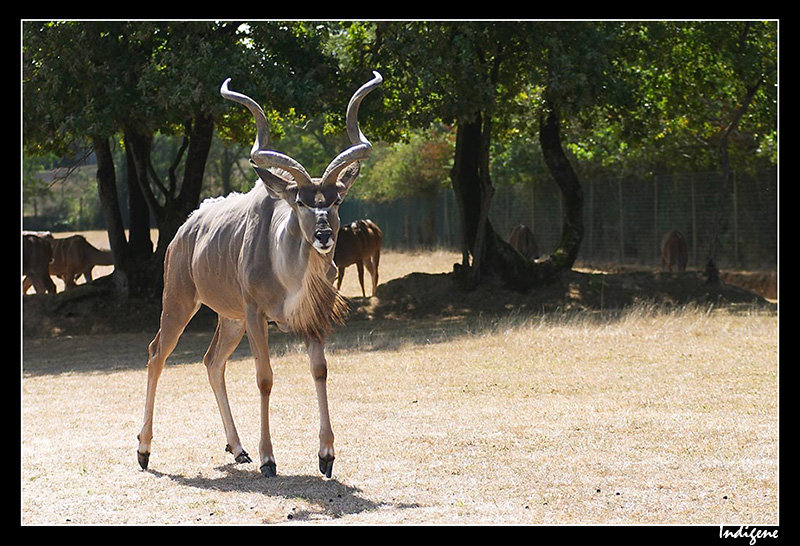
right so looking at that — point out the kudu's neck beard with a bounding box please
[287,247,349,343]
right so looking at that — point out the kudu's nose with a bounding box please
[316,228,332,246]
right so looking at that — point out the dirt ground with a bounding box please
[21,241,778,526]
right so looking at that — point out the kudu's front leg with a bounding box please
[307,339,335,478]
[245,305,276,477]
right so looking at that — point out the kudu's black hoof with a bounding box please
[236,451,253,464]
[137,450,150,470]
[226,444,253,464]
[260,461,277,477]
[319,455,335,478]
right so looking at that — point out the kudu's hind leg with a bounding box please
[204,317,250,464]
[373,249,380,295]
[356,262,366,297]
[336,267,345,291]
[136,299,199,470]
[307,339,335,478]
[366,252,379,297]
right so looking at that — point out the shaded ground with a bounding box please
[21,265,776,339]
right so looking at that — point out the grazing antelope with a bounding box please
[136,71,382,478]
[661,228,688,272]
[334,218,383,297]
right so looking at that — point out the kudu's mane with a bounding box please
[288,250,349,342]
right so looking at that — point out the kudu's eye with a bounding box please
[295,200,307,208]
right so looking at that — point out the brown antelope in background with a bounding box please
[507,224,540,261]
[22,232,56,294]
[136,71,382,478]
[22,233,114,293]
[334,218,383,297]
[49,235,113,290]
[661,228,688,271]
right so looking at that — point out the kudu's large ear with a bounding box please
[335,162,360,198]
[252,161,298,201]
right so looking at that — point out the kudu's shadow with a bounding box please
[142,464,415,521]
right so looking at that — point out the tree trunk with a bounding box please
[450,115,501,286]
[124,131,153,260]
[704,80,761,284]
[451,117,482,265]
[450,114,539,291]
[449,102,585,292]
[153,112,214,264]
[124,113,215,297]
[538,100,584,270]
[123,129,159,298]
[469,113,497,285]
[93,136,129,292]
[178,112,213,210]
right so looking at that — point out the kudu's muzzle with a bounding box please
[313,211,335,254]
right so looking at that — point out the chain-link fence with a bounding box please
[340,170,777,271]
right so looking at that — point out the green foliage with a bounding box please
[23,20,778,230]
[22,155,56,212]
[351,125,455,203]
[570,21,778,175]
[22,156,102,231]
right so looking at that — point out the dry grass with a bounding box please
[22,240,778,525]
[22,233,778,525]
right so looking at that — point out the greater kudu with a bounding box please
[136,71,382,478]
